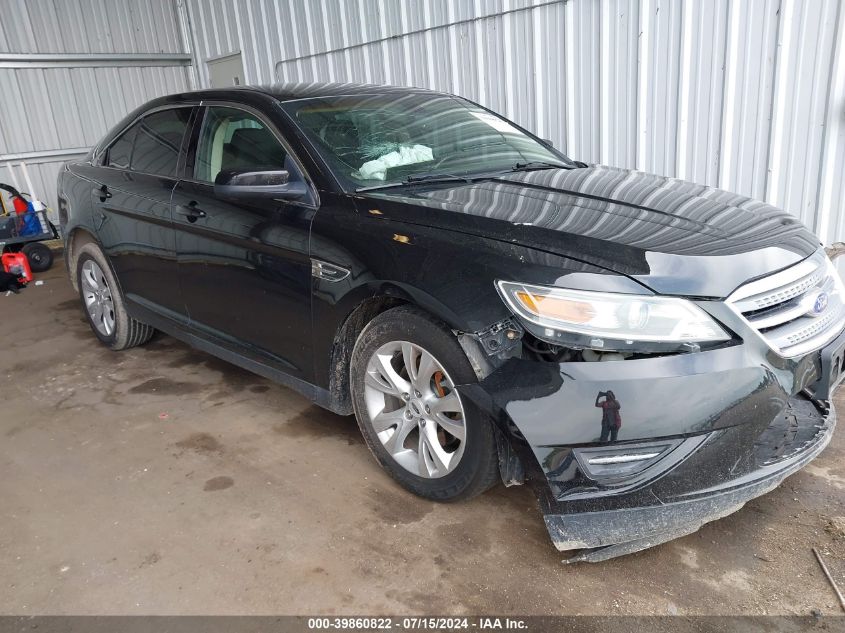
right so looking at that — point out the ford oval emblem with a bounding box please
[813,292,829,315]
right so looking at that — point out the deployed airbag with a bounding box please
[354,144,434,180]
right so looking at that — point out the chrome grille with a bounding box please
[746,269,824,310]
[727,250,845,357]
[784,308,838,346]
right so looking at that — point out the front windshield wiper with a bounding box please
[510,160,573,172]
[355,172,475,193]
[354,162,582,193]
[355,181,411,193]
[406,172,474,184]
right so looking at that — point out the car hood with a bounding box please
[360,165,820,297]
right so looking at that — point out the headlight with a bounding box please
[496,281,730,352]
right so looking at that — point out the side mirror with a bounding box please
[214,169,308,200]
[541,138,554,148]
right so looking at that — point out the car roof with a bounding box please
[95,82,452,160]
[169,82,448,103]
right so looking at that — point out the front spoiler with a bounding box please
[550,401,836,563]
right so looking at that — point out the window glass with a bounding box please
[194,106,289,183]
[281,94,571,190]
[130,108,191,177]
[107,124,137,169]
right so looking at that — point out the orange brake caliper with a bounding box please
[433,371,447,442]
[433,371,446,397]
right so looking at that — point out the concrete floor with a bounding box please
[1,259,844,616]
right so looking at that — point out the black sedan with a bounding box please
[58,83,841,562]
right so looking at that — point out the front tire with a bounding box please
[75,243,154,350]
[350,306,499,501]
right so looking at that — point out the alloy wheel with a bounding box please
[80,259,116,337]
[363,340,467,478]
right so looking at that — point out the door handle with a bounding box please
[92,185,111,201]
[175,202,207,222]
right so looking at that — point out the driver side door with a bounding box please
[172,104,316,379]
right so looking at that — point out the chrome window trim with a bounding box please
[93,103,199,167]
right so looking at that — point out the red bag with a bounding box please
[11,195,28,215]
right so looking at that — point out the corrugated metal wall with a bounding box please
[183,0,845,251]
[3,0,843,252]
[0,0,193,218]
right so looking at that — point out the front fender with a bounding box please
[308,193,643,391]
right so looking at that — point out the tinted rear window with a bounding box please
[107,125,136,169]
[130,108,192,177]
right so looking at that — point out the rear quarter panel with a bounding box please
[59,162,101,283]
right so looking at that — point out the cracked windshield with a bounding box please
[283,93,569,190]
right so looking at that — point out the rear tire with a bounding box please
[22,242,52,272]
[75,243,154,350]
[350,306,499,501]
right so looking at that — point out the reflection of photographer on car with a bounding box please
[595,390,622,443]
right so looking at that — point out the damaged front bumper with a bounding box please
[550,396,834,562]
[459,331,841,562]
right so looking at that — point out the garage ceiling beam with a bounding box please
[0,53,192,69]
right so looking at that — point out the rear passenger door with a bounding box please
[171,104,316,379]
[94,106,194,322]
